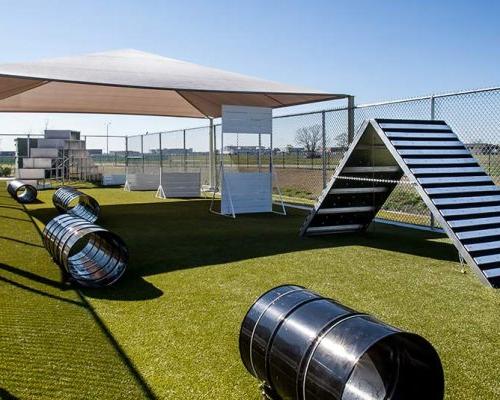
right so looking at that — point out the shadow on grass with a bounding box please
[0,187,159,399]
[0,388,20,400]
[0,235,45,248]
[28,199,460,298]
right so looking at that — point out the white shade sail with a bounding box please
[0,49,346,118]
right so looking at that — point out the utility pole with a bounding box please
[106,122,111,155]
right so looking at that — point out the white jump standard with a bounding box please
[210,105,286,217]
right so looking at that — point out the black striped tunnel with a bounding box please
[7,180,38,203]
[42,214,128,287]
[239,285,444,400]
[52,186,100,223]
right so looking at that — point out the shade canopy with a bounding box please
[0,49,345,118]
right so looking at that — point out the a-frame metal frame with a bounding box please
[301,118,500,288]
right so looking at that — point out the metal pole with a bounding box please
[258,133,262,172]
[430,94,436,120]
[159,133,163,186]
[27,133,31,158]
[106,122,111,155]
[141,135,144,174]
[347,95,355,144]
[125,136,128,177]
[183,130,187,172]
[270,132,273,173]
[321,111,327,188]
[209,118,215,188]
[430,95,436,229]
[61,147,65,185]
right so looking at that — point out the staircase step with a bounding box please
[306,224,364,234]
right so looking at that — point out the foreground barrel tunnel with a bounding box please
[7,180,38,204]
[53,186,100,223]
[42,214,128,287]
[239,285,444,400]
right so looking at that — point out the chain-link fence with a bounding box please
[83,135,127,176]
[268,87,500,228]
[0,86,498,229]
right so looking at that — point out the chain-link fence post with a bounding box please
[141,135,144,173]
[430,95,436,229]
[183,129,187,172]
[159,133,163,188]
[125,136,128,178]
[321,111,327,188]
[209,118,214,188]
[347,96,355,144]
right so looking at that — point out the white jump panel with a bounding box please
[163,172,200,198]
[222,105,272,134]
[125,173,159,190]
[102,174,126,186]
[221,172,272,214]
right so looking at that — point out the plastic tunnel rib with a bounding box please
[301,119,500,288]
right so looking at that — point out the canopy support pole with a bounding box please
[209,118,215,189]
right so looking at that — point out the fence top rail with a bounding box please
[82,134,128,138]
[356,86,500,109]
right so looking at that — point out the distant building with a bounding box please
[223,145,266,155]
[0,151,15,157]
[324,146,348,153]
[280,146,304,153]
[110,150,141,157]
[87,149,103,156]
[150,148,194,155]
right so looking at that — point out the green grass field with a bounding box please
[0,182,499,399]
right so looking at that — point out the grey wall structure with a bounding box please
[239,285,444,400]
[301,119,500,288]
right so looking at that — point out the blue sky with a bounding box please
[0,0,498,149]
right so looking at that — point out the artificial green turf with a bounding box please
[1,183,499,399]
[0,184,153,399]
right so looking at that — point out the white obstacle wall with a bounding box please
[221,172,272,214]
[102,174,126,186]
[125,173,159,190]
[125,172,201,196]
[163,172,200,198]
[217,105,276,216]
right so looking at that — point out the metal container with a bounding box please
[6,180,38,203]
[42,214,128,287]
[52,186,100,222]
[239,285,444,400]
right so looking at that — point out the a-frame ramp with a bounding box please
[301,118,500,288]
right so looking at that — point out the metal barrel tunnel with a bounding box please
[52,186,100,223]
[7,180,38,204]
[42,214,128,287]
[239,285,444,400]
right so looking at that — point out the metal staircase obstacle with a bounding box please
[301,118,500,288]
